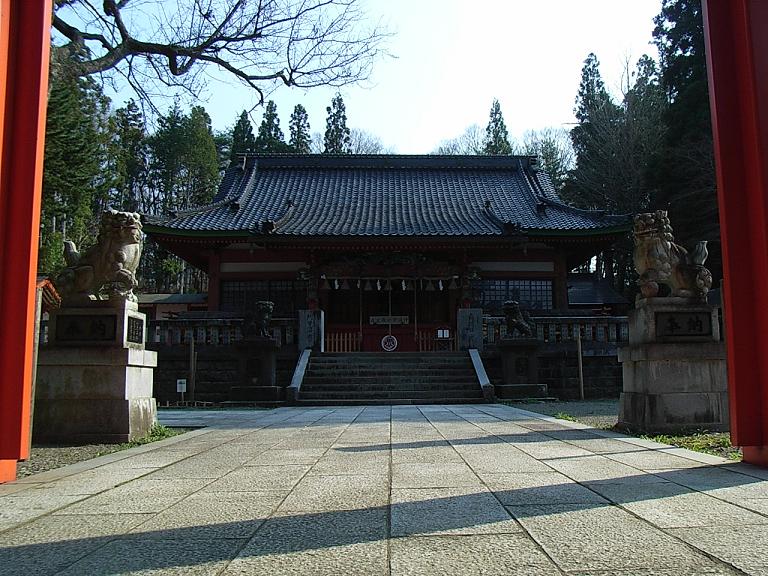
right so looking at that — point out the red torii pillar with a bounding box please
[0,0,52,482]
[703,0,768,466]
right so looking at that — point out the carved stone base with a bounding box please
[496,338,546,399]
[34,347,157,443]
[235,337,278,390]
[618,299,728,434]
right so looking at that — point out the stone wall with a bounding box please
[150,345,297,403]
[482,342,622,400]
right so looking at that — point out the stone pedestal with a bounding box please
[35,300,157,443]
[496,338,546,399]
[231,337,280,402]
[618,298,728,433]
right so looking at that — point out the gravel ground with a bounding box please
[504,398,619,429]
[16,444,128,479]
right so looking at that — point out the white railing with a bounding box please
[325,331,362,352]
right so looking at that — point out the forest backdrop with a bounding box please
[41,0,716,300]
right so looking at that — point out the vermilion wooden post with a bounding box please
[703,0,768,466]
[0,0,52,483]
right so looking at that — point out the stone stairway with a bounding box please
[296,352,486,405]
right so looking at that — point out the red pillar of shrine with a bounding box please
[703,0,768,466]
[0,0,52,482]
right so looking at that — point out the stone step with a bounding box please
[302,373,476,383]
[494,384,549,400]
[295,398,487,406]
[296,351,487,405]
[301,387,482,400]
[300,382,480,392]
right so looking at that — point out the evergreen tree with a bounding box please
[483,99,513,155]
[39,74,112,273]
[566,53,623,211]
[649,0,720,281]
[184,106,220,207]
[255,100,288,152]
[289,104,312,153]
[149,101,187,216]
[110,99,149,212]
[324,93,351,154]
[144,103,220,292]
[565,52,666,291]
[230,110,256,159]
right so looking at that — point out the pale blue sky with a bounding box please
[108,0,662,153]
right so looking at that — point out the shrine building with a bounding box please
[144,154,628,355]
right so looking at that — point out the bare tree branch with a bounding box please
[51,0,390,102]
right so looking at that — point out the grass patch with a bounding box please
[641,431,741,461]
[96,424,188,456]
[553,412,578,422]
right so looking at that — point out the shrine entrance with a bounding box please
[323,277,457,352]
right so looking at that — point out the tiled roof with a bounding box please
[145,155,629,238]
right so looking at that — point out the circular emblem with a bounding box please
[381,334,398,352]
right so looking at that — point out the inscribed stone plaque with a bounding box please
[55,314,117,342]
[127,316,145,344]
[655,311,712,340]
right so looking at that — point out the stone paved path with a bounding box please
[2,404,768,575]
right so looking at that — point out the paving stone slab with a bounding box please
[245,448,328,465]
[55,477,212,515]
[512,440,595,460]
[483,472,608,506]
[31,467,158,495]
[278,474,389,512]
[0,492,90,529]
[308,452,390,476]
[509,503,726,572]
[390,534,561,576]
[56,536,244,576]
[567,569,742,576]
[670,525,768,575]
[604,449,711,471]
[222,540,388,575]
[202,465,310,492]
[545,455,667,485]
[591,481,768,528]
[391,446,465,464]
[392,462,481,488]
[391,487,522,536]
[130,490,288,539]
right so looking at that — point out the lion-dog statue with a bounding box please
[502,300,536,337]
[633,210,712,302]
[55,210,143,304]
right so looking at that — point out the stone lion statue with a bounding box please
[502,300,536,338]
[633,210,712,302]
[55,210,143,304]
[243,301,275,339]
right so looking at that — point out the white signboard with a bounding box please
[176,379,187,393]
[370,315,409,325]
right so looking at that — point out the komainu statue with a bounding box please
[55,210,143,304]
[502,300,536,337]
[633,210,712,302]
[243,301,275,339]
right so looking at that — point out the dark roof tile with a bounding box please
[147,154,629,237]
